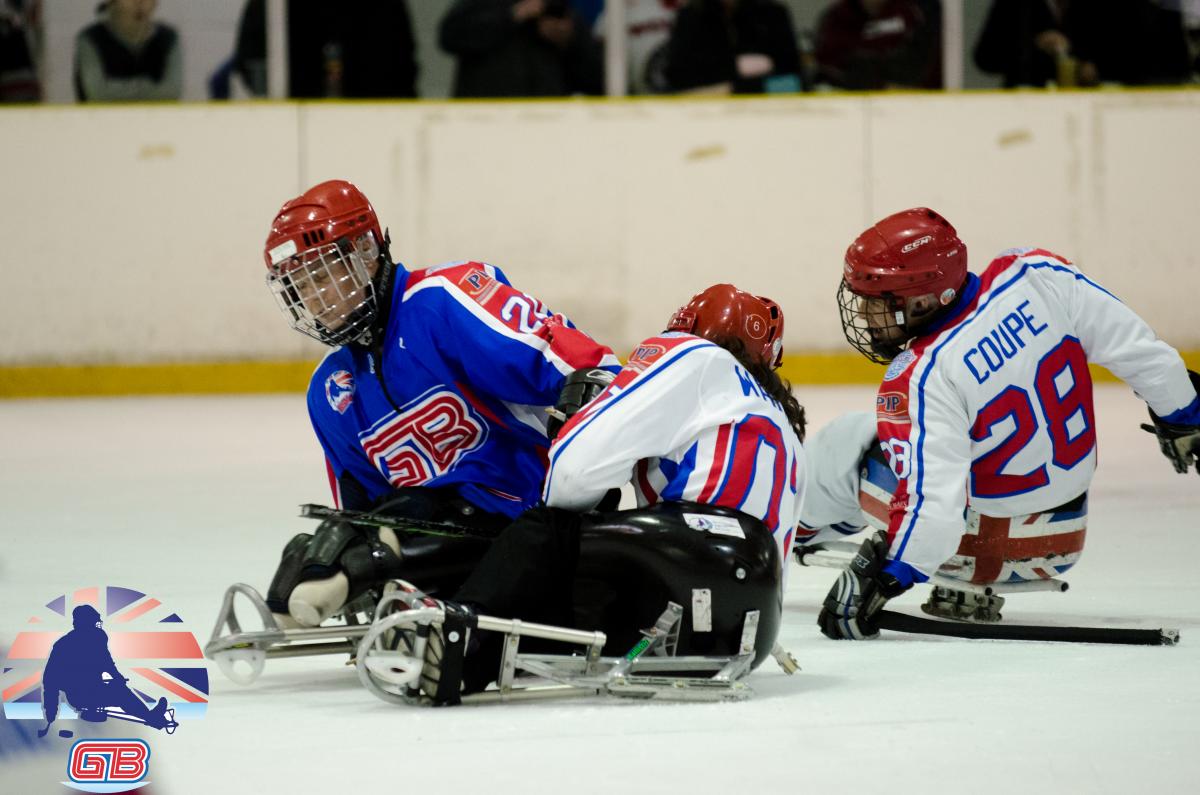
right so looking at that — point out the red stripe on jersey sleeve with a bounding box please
[697,424,732,503]
[325,457,341,509]
[408,262,615,372]
[455,380,509,428]
[635,459,658,506]
[529,315,616,370]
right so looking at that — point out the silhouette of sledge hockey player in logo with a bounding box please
[38,605,178,738]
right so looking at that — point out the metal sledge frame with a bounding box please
[355,584,789,705]
[205,583,376,685]
[795,539,1070,596]
[205,582,798,699]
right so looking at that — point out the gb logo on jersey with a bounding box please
[359,389,486,487]
[325,371,355,414]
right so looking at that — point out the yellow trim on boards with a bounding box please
[0,361,318,398]
[0,84,1195,117]
[1,351,1197,399]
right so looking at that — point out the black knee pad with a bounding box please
[266,520,367,614]
[339,536,405,604]
[266,533,314,613]
[300,519,364,580]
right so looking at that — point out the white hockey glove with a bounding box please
[1141,371,1200,476]
[817,532,909,640]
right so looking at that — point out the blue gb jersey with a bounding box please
[307,261,620,518]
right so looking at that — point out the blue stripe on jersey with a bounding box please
[864,451,898,493]
[894,259,1116,565]
[1033,260,1120,301]
[659,442,699,502]
[1161,394,1200,425]
[545,340,718,497]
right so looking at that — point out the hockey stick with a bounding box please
[876,610,1179,646]
[298,504,494,540]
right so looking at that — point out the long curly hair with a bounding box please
[711,336,806,442]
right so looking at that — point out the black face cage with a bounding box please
[836,279,909,365]
[267,235,381,348]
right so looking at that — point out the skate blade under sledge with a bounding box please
[358,586,793,705]
[205,583,373,685]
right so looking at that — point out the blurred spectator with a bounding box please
[440,0,603,97]
[574,0,605,27]
[974,0,1083,87]
[74,0,181,102]
[594,0,682,94]
[0,0,40,101]
[234,0,417,98]
[975,0,1192,88]
[1187,1,1200,79]
[1069,1,1192,86]
[663,0,802,94]
[814,0,940,90]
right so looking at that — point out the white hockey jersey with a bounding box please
[796,410,877,544]
[877,248,1199,584]
[544,332,807,572]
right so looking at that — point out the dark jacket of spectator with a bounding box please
[663,0,800,93]
[0,0,40,101]
[975,0,1191,88]
[1068,1,1191,86]
[74,9,180,102]
[440,0,603,98]
[815,0,940,90]
[235,0,418,98]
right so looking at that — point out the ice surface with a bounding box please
[1,386,1197,794]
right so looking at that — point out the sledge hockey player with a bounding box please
[370,284,808,704]
[40,606,175,736]
[259,180,619,628]
[817,207,1200,639]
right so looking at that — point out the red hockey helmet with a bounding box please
[263,180,389,347]
[843,207,967,299]
[838,208,968,363]
[667,284,784,369]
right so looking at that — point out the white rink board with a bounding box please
[0,386,1197,794]
[1,92,1198,365]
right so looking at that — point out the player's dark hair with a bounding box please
[713,337,806,442]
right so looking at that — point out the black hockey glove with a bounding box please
[1140,370,1200,476]
[817,532,910,640]
[546,367,615,440]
